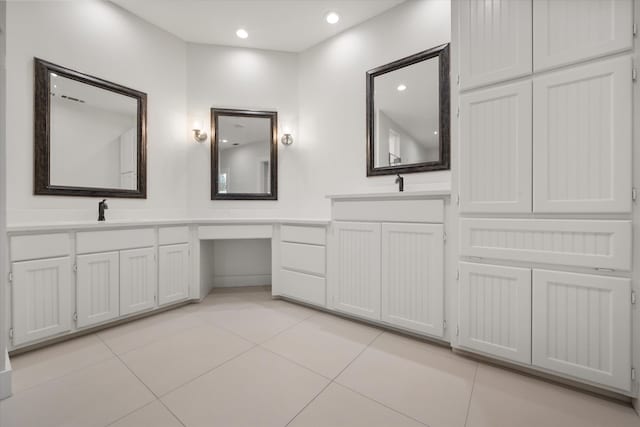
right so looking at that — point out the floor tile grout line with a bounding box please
[258,345,333,381]
[283,379,333,427]
[463,363,480,427]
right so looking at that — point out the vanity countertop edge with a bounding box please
[325,189,451,200]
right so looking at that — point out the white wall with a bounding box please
[211,239,271,287]
[297,0,451,218]
[5,0,188,224]
[187,43,298,218]
[0,0,7,379]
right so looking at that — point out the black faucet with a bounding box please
[98,199,108,221]
[395,174,404,192]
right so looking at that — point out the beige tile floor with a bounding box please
[1,286,638,427]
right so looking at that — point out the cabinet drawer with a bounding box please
[198,225,272,239]
[77,228,155,254]
[460,218,632,270]
[281,242,325,276]
[159,226,190,245]
[280,269,325,306]
[332,198,443,223]
[281,225,326,246]
[532,269,631,391]
[11,233,71,261]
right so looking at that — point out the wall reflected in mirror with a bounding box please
[367,44,450,176]
[34,58,147,198]
[211,109,277,200]
[49,74,138,190]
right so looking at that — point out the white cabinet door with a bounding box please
[533,0,632,71]
[158,244,189,306]
[460,81,532,213]
[381,223,444,336]
[76,252,119,328]
[11,257,72,346]
[328,222,381,321]
[458,262,531,364]
[533,56,632,213]
[459,0,532,89]
[120,247,157,316]
[532,270,631,391]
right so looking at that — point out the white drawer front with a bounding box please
[458,262,531,364]
[460,219,631,271]
[280,269,325,307]
[11,233,71,262]
[332,199,443,223]
[281,225,326,246]
[198,225,272,240]
[532,269,631,391]
[76,228,155,254]
[281,242,325,276]
[159,226,190,245]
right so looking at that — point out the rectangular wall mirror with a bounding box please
[34,58,147,198]
[211,108,278,200]
[366,44,450,176]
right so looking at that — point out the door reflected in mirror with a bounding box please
[367,44,450,176]
[211,109,277,200]
[49,74,138,190]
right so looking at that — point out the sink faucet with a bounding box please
[395,174,404,192]
[98,199,108,221]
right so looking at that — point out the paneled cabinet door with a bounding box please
[533,0,633,71]
[328,222,381,321]
[158,244,189,306]
[381,223,444,336]
[76,252,119,328]
[533,56,632,213]
[460,81,532,213]
[458,262,531,364]
[532,270,631,391]
[120,247,157,316]
[11,257,72,346]
[459,0,532,89]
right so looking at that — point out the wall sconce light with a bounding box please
[192,120,208,143]
[281,133,294,146]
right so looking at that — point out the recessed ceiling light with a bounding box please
[433,131,438,135]
[325,12,340,24]
[50,73,58,78]
[397,84,407,92]
[221,139,228,143]
[236,28,249,39]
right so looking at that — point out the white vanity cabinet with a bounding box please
[76,252,119,328]
[327,193,447,338]
[119,247,157,316]
[158,225,192,306]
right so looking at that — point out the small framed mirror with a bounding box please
[34,58,147,198]
[366,43,450,176]
[211,108,278,200]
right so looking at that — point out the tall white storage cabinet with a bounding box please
[456,0,635,394]
[11,257,72,346]
[120,247,156,316]
[76,252,119,328]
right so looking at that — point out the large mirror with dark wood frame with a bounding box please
[34,58,147,198]
[211,108,278,200]
[366,43,450,176]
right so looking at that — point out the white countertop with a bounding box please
[7,218,331,233]
[326,189,451,200]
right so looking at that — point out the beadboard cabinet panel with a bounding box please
[458,262,531,364]
[532,270,631,391]
[381,223,444,336]
[533,0,633,71]
[76,252,119,328]
[460,219,632,271]
[158,244,189,306]
[328,222,381,321]
[11,257,72,346]
[533,56,632,213]
[460,81,532,213]
[119,247,157,316]
[459,0,532,89]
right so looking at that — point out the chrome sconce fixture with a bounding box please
[192,120,208,143]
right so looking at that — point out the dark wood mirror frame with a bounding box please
[211,108,278,200]
[366,43,450,176]
[34,58,148,198]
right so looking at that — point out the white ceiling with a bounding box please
[110,0,406,52]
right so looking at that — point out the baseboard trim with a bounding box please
[212,274,271,288]
[0,351,12,400]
